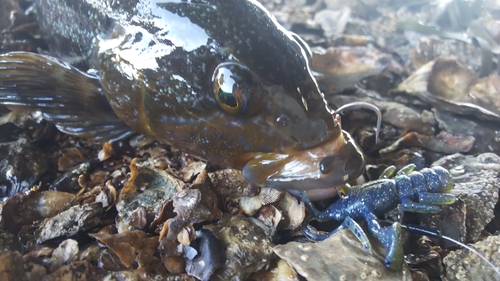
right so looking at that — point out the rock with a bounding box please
[443,235,500,281]
[115,159,184,233]
[34,203,102,243]
[207,215,274,281]
[274,228,411,281]
[0,138,49,198]
[432,153,500,242]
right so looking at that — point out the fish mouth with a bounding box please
[241,130,366,196]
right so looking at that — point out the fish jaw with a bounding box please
[241,130,365,194]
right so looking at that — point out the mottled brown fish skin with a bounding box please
[0,0,366,194]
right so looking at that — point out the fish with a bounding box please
[0,0,370,197]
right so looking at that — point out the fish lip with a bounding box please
[240,131,365,192]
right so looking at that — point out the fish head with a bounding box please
[97,0,365,192]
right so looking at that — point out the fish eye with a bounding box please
[217,86,238,108]
[212,62,262,116]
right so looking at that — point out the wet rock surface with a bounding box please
[207,215,274,281]
[1,0,500,280]
[274,228,412,281]
[0,138,49,197]
[34,203,103,243]
[443,235,500,281]
[432,153,500,242]
[115,158,184,233]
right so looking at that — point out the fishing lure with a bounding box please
[300,164,456,270]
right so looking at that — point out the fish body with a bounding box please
[0,0,366,195]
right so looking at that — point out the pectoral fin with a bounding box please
[0,52,133,141]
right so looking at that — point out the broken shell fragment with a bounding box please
[115,159,184,233]
[393,58,500,122]
[312,46,392,93]
[380,131,475,154]
[207,215,274,281]
[34,202,103,243]
[1,190,75,233]
[239,196,263,216]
